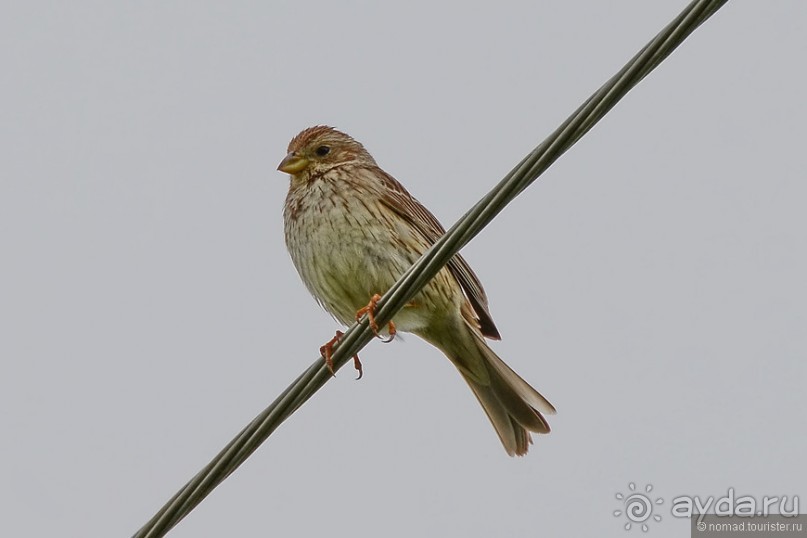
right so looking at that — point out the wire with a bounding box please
[132,1,728,536]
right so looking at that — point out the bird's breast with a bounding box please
[284,182,418,324]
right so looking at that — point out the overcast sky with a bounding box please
[1,2,805,537]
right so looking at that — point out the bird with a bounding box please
[278,125,555,456]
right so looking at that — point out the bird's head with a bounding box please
[277,126,376,181]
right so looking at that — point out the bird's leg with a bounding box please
[356,293,397,343]
[319,330,364,379]
[319,331,342,376]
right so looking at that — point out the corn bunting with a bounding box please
[278,126,555,456]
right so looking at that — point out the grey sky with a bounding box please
[1,2,805,537]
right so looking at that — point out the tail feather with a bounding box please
[463,374,537,456]
[484,345,556,416]
[447,328,555,456]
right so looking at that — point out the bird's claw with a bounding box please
[356,293,397,343]
[319,330,363,380]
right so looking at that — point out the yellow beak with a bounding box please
[277,152,310,174]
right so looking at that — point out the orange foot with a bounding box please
[356,293,397,343]
[319,330,364,380]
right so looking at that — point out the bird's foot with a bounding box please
[319,330,364,380]
[356,293,396,343]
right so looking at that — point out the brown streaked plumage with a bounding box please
[279,125,555,456]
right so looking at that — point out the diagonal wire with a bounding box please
[133,1,728,536]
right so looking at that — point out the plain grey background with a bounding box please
[1,2,805,537]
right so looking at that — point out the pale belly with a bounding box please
[284,188,460,333]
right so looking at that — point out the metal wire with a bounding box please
[133,1,728,535]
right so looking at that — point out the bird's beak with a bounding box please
[277,152,310,174]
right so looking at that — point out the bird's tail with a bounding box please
[440,326,555,456]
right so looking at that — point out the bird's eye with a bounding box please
[314,145,331,157]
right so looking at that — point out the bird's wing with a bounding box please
[371,167,501,340]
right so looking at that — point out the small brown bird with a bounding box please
[278,126,555,456]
